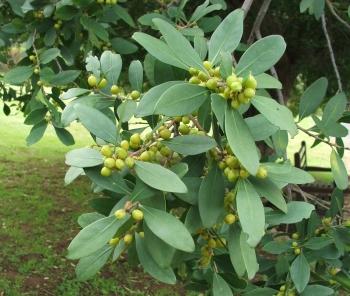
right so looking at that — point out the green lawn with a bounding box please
[0,110,336,295]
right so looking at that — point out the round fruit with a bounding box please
[231,99,240,109]
[159,128,171,140]
[115,159,125,170]
[224,214,236,224]
[130,133,141,146]
[188,67,198,75]
[226,155,238,168]
[256,166,268,178]
[294,247,301,255]
[139,231,144,238]
[189,76,201,84]
[206,78,217,90]
[244,74,257,89]
[140,151,150,161]
[160,146,171,157]
[125,157,135,168]
[114,209,126,220]
[179,123,190,135]
[329,267,338,276]
[109,237,119,245]
[132,209,144,221]
[117,147,128,160]
[292,241,298,248]
[244,88,256,98]
[229,81,242,92]
[279,285,286,292]
[37,80,43,86]
[34,68,39,74]
[29,55,36,61]
[110,84,120,95]
[54,23,60,30]
[182,116,190,124]
[218,161,226,170]
[227,169,238,182]
[291,232,299,240]
[101,145,112,157]
[131,90,141,100]
[124,234,133,245]
[214,67,221,77]
[198,71,209,81]
[104,157,115,169]
[120,140,129,150]
[239,169,249,179]
[203,60,212,70]
[100,166,112,177]
[88,75,97,87]
[98,78,108,89]
[207,238,217,248]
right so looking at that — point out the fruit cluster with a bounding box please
[173,115,206,135]
[54,20,63,30]
[223,191,237,225]
[188,61,257,109]
[276,285,296,296]
[97,0,118,4]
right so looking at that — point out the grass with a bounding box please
[0,109,341,295]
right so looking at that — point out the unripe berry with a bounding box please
[34,68,39,74]
[100,166,112,177]
[243,88,256,98]
[206,78,217,90]
[101,145,112,157]
[139,231,144,238]
[182,116,190,124]
[110,84,120,95]
[292,241,298,248]
[256,166,268,179]
[178,123,190,135]
[224,214,236,224]
[117,147,128,160]
[98,78,108,89]
[125,157,135,168]
[131,90,141,100]
[88,75,97,87]
[226,75,237,85]
[214,67,221,77]
[239,169,249,179]
[54,23,60,30]
[132,209,144,221]
[188,67,198,75]
[124,234,133,245]
[291,232,299,240]
[109,237,119,245]
[198,71,209,81]
[226,155,238,168]
[279,285,286,292]
[238,93,247,103]
[120,140,129,151]
[218,161,226,170]
[29,55,36,61]
[115,159,125,170]
[203,60,212,70]
[105,0,111,4]
[114,209,126,220]
[140,151,150,161]
[130,133,141,146]
[294,247,301,255]
[244,74,257,89]
[208,238,217,248]
[159,128,171,140]
[189,76,201,84]
[229,81,242,92]
[329,267,338,276]
[104,157,115,169]
[160,146,171,157]
[37,80,43,86]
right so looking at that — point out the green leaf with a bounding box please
[219,52,233,79]
[300,285,334,296]
[250,177,287,213]
[330,150,348,190]
[84,167,131,194]
[3,66,33,84]
[225,106,259,175]
[135,234,176,284]
[208,9,243,64]
[144,224,175,268]
[236,35,286,76]
[299,77,328,119]
[212,274,233,296]
[153,18,206,72]
[304,237,334,250]
[76,245,113,281]
[64,166,84,185]
[240,232,259,279]
[185,206,202,233]
[113,5,135,27]
[49,70,80,85]
[74,104,117,144]
[211,93,226,127]
[236,179,265,247]
[142,206,195,252]
[245,114,279,141]
[321,92,347,126]
[228,226,246,277]
[135,81,183,117]
[163,135,217,155]
[198,164,225,227]
[26,121,48,146]
[39,48,60,64]
[251,96,297,136]
[80,15,108,41]
[255,73,282,89]
[24,108,47,125]
[100,51,122,85]
[169,162,189,178]
[266,201,315,225]
[78,212,105,228]
[194,34,208,60]
[117,100,137,122]
[132,32,188,70]
[112,240,125,262]
[60,88,90,100]
[65,148,103,168]
[134,161,187,193]
[290,254,310,293]
[190,1,222,22]
[110,37,138,55]
[155,83,209,116]
[67,215,129,259]
[262,240,290,254]
[54,127,75,146]
[129,60,143,91]
[175,177,201,205]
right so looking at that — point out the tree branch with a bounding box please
[241,0,254,17]
[326,0,350,31]
[321,14,343,92]
[247,0,271,44]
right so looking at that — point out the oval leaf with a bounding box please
[330,150,348,190]
[65,148,103,168]
[163,135,217,155]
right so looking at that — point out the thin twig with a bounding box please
[326,0,350,31]
[241,0,254,17]
[247,0,272,44]
[189,115,205,132]
[321,14,343,92]
[297,124,350,151]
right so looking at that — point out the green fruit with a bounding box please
[159,128,171,140]
[214,67,221,77]
[130,133,141,146]
[226,74,237,85]
[227,169,238,182]
[225,155,238,168]
[115,159,125,170]
[101,145,113,157]
[256,166,268,178]
[229,81,242,92]
[117,147,128,160]
[244,73,257,89]
[88,75,97,87]
[178,123,190,135]
[124,234,133,245]
[207,238,216,248]
[125,157,135,168]
[37,80,43,86]
[291,232,299,240]
[294,247,301,255]
[182,116,190,124]
[98,78,108,89]
[160,146,171,157]
[198,71,209,81]
[243,88,256,98]
[206,78,217,90]
[224,214,236,224]
[132,209,144,221]
[34,68,39,74]
[188,67,198,75]
[231,99,240,109]
[292,241,298,248]
[101,166,112,177]
[203,60,212,70]
[104,157,115,169]
[131,90,141,100]
[120,140,129,150]
[29,55,36,61]
[114,209,126,219]
[110,84,120,95]
[239,169,249,179]
[189,76,201,84]
[140,151,150,161]
[54,23,60,30]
